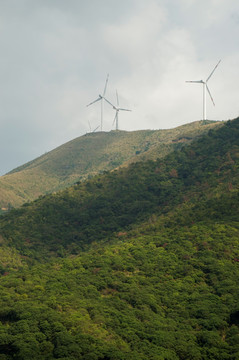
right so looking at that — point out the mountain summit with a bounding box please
[0,120,220,209]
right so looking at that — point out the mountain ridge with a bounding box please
[0,120,222,209]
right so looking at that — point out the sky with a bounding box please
[0,0,239,175]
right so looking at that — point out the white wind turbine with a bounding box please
[104,90,131,130]
[86,74,109,131]
[186,60,221,120]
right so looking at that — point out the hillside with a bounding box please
[0,118,238,359]
[0,120,221,209]
[0,118,237,257]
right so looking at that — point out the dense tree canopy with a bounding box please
[0,118,238,359]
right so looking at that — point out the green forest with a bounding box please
[0,118,238,359]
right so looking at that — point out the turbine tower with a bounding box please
[104,90,131,130]
[186,60,221,120]
[86,74,109,131]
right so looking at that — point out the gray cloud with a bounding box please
[0,0,239,174]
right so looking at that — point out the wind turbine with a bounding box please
[104,90,131,130]
[86,74,109,131]
[186,60,221,120]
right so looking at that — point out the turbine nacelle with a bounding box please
[86,94,103,107]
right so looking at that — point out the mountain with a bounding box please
[0,118,238,359]
[0,120,221,209]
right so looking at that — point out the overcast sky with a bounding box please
[0,0,239,175]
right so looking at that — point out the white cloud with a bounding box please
[103,1,166,66]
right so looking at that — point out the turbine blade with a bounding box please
[104,97,115,108]
[93,125,100,132]
[116,90,119,106]
[186,80,203,83]
[112,112,117,126]
[86,97,101,107]
[103,74,109,96]
[118,108,131,112]
[206,60,221,82]
[206,84,215,106]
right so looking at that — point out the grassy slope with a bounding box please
[0,119,238,359]
[0,120,221,209]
